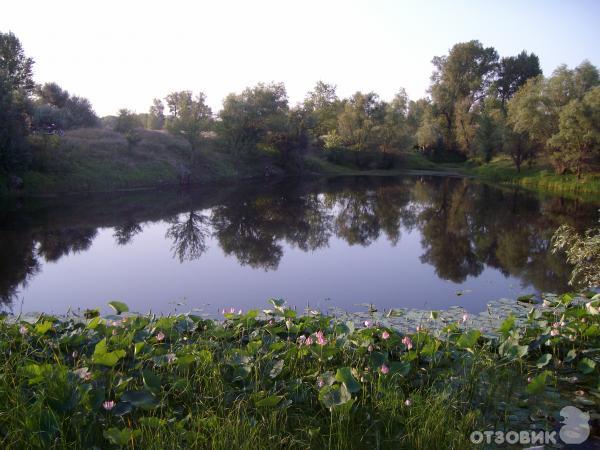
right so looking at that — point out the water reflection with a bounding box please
[0,176,597,310]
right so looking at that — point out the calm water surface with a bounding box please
[1,176,597,314]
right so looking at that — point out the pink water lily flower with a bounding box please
[102,400,116,411]
[402,336,413,350]
[156,331,165,341]
[305,336,314,346]
[550,328,560,337]
[382,331,390,340]
[19,325,28,335]
[462,313,469,323]
[364,320,372,328]
[316,331,327,346]
[380,364,390,375]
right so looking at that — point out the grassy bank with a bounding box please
[17,129,269,195]
[5,129,600,200]
[441,156,600,201]
[1,295,598,449]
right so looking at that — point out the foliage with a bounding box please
[218,82,289,154]
[114,109,142,134]
[165,91,212,152]
[552,224,600,288]
[0,31,34,173]
[33,82,99,130]
[547,86,600,177]
[0,296,598,448]
[146,98,165,130]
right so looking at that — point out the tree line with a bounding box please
[2,31,599,179]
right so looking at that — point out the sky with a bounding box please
[2,0,599,117]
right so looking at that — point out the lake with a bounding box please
[1,175,597,315]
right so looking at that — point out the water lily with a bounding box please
[380,364,389,374]
[416,325,422,332]
[316,331,327,346]
[462,313,469,323]
[317,379,324,388]
[156,331,165,341]
[19,325,27,335]
[402,336,413,350]
[102,400,116,411]
[550,328,560,336]
[382,331,390,340]
[305,336,313,346]
[74,367,92,381]
[166,353,177,364]
[404,399,412,406]
[368,344,373,352]
[364,320,371,328]
[72,351,78,358]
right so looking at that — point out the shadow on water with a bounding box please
[0,175,598,310]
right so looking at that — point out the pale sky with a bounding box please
[2,0,599,117]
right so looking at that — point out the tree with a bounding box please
[33,82,98,130]
[379,89,413,152]
[303,81,341,139]
[547,86,600,177]
[218,82,288,153]
[64,96,98,128]
[507,61,599,173]
[506,76,552,169]
[147,98,165,130]
[165,91,212,152]
[0,31,34,173]
[496,51,542,111]
[474,100,504,162]
[114,109,141,133]
[333,91,385,151]
[36,82,69,108]
[0,31,34,93]
[552,225,600,288]
[429,40,499,153]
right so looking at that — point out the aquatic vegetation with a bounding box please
[0,295,598,449]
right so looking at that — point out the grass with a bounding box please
[19,128,252,195]
[0,294,598,449]
[444,156,600,201]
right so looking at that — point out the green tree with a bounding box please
[218,82,288,153]
[165,91,212,152]
[333,91,385,151]
[0,31,34,173]
[379,89,413,152]
[429,40,499,153]
[547,86,600,177]
[114,109,141,133]
[303,81,341,140]
[147,98,165,130]
[552,225,600,288]
[496,51,542,111]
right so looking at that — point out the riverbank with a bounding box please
[436,156,600,201]
[1,128,599,202]
[1,294,598,448]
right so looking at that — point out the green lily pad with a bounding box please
[108,301,129,315]
[335,367,360,393]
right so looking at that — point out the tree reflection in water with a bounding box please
[0,176,597,306]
